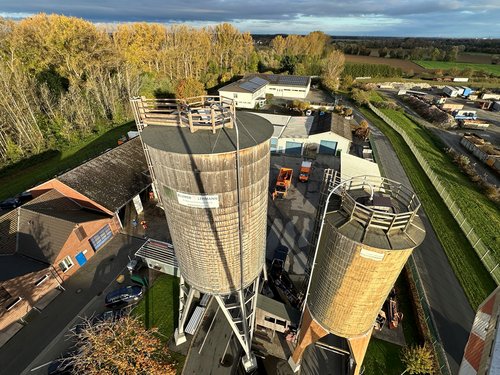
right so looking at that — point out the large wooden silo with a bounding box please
[131,96,273,372]
[290,175,426,374]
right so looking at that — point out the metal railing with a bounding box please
[368,103,500,284]
[130,96,235,134]
[333,175,421,232]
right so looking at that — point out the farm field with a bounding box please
[457,53,493,64]
[414,60,500,76]
[361,107,496,309]
[345,54,426,73]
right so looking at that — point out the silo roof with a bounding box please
[141,111,273,154]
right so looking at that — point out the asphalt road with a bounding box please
[356,105,475,374]
[0,234,145,375]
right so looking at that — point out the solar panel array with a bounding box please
[239,76,268,93]
[276,75,310,86]
[249,76,269,86]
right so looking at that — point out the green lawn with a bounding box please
[413,60,500,77]
[361,108,495,309]
[379,109,500,260]
[133,274,184,373]
[363,338,406,375]
[134,274,180,340]
[0,121,136,200]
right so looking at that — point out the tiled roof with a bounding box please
[57,137,151,212]
[0,189,110,279]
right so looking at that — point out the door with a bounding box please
[285,141,303,155]
[75,251,87,266]
[318,140,338,155]
[89,224,113,251]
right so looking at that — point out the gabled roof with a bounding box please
[0,189,110,278]
[219,74,311,94]
[57,137,151,212]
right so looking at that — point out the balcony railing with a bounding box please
[130,96,235,133]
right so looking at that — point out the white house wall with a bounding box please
[266,83,310,99]
[219,90,257,109]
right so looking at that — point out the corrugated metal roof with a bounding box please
[57,138,151,212]
[135,239,178,267]
[185,306,206,335]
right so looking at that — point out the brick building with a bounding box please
[0,189,118,334]
[30,137,151,227]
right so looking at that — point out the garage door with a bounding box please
[318,140,338,155]
[89,224,113,251]
[270,138,278,153]
[285,141,302,155]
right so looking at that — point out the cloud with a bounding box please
[0,0,499,37]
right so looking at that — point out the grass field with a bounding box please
[364,339,406,375]
[0,121,136,201]
[414,60,500,76]
[134,274,185,373]
[345,54,426,73]
[361,108,496,309]
[379,109,500,259]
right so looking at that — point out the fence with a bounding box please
[368,103,500,285]
[407,255,452,375]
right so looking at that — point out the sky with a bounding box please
[0,0,499,38]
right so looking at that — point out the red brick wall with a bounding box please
[0,270,59,331]
[30,180,114,215]
[53,216,121,281]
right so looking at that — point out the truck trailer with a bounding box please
[272,168,293,200]
[453,110,477,120]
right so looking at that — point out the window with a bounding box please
[35,274,49,286]
[276,319,287,327]
[233,93,238,99]
[0,287,12,306]
[264,316,275,323]
[59,256,74,273]
[75,226,87,241]
[5,297,22,311]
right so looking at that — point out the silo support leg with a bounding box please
[214,279,259,373]
[175,277,195,345]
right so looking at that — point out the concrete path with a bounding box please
[0,234,145,375]
[367,113,475,374]
[182,300,241,375]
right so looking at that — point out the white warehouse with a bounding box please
[219,74,311,109]
[251,112,352,157]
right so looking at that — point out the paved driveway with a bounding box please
[0,234,145,375]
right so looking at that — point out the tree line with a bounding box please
[0,15,345,168]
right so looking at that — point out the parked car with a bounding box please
[0,197,20,210]
[305,109,312,116]
[105,285,143,307]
